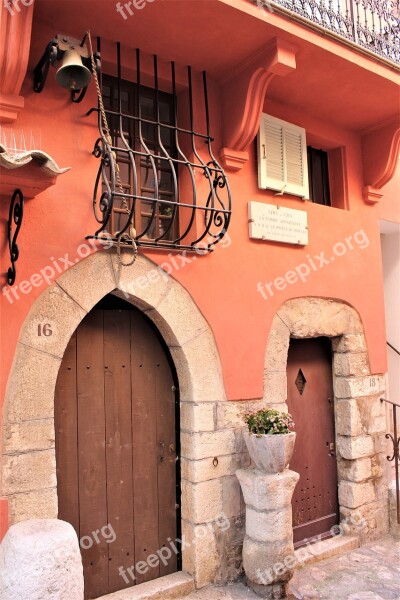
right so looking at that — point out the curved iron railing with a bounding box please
[86,40,232,253]
[381,397,400,524]
[257,0,400,65]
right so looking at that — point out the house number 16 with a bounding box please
[38,323,53,337]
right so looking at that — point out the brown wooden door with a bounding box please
[287,337,339,547]
[55,305,179,599]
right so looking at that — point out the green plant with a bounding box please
[243,408,294,436]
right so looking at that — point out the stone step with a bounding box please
[294,535,359,568]
[95,572,195,600]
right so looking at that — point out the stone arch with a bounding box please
[1,249,225,550]
[263,296,389,543]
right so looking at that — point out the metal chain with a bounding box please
[87,30,137,267]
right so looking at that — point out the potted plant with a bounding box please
[243,408,295,473]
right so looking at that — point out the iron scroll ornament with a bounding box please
[7,189,24,286]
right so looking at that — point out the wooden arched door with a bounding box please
[55,297,180,599]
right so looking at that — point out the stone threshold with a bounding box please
[95,572,195,600]
[294,535,359,567]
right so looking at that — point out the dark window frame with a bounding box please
[102,74,179,242]
[307,146,331,207]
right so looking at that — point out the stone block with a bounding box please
[181,453,250,483]
[181,479,222,524]
[8,488,58,524]
[335,400,363,436]
[246,506,292,543]
[181,520,219,588]
[236,468,299,511]
[222,476,243,519]
[340,500,389,542]
[4,419,55,455]
[358,396,387,435]
[338,480,376,509]
[180,403,215,432]
[277,298,363,337]
[216,401,249,429]
[337,435,374,459]
[3,450,56,496]
[213,515,245,584]
[180,430,236,461]
[242,536,295,585]
[0,519,84,600]
[263,371,287,404]
[5,344,61,422]
[373,433,387,454]
[18,284,86,359]
[57,250,116,312]
[264,315,290,372]
[337,458,372,483]
[332,334,367,353]
[334,352,370,377]
[334,375,385,399]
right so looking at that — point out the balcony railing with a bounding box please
[257,0,400,65]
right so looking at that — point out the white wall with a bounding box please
[380,224,400,405]
[380,222,400,486]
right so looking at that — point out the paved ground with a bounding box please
[178,536,400,600]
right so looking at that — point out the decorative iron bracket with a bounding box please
[7,189,24,286]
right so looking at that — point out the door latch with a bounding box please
[329,442,335,455]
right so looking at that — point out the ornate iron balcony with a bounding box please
[257,0,400,65]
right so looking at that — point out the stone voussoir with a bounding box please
[331,333,367,353]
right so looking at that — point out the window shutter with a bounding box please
[258,114,309,199]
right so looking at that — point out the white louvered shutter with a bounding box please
[258,114,309,199]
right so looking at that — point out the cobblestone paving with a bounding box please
[176,536,400,600]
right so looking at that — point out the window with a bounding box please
[102,75,178,242]
[307,146,331,206]
[258,114,309,198]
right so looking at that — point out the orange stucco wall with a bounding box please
[1,18,397,411]
[0,0,399,540]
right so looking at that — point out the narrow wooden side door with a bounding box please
[287,337,339,546]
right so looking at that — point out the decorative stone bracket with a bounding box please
[220,38,297,172]
[0,0,35,123]
[362,118,400,203]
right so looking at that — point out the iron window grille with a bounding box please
[86,40,232,252]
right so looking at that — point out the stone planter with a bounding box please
[243,431,296,473]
